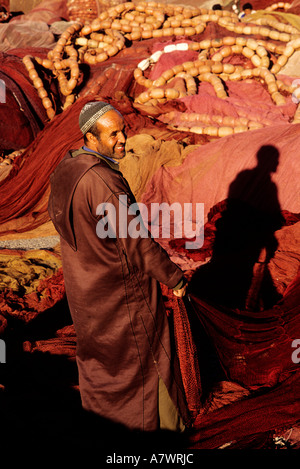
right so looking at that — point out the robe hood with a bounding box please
[48,150,104,251]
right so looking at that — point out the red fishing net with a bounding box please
[0,83,299,447]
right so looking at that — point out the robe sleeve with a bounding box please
[104,188,185,290]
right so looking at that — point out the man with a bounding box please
[212,4,222,11]
[48,101,190,433]
[0,6,10,23]
[238,2,255,18]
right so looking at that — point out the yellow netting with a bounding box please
[249,9,300,30]
[0,249,61,294]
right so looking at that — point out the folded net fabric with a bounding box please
[0,51,47,153]
[0,47,62,155]
[137,121,300,447]
[0,248,64,322]
[9,0,69,24]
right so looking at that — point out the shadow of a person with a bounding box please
[189,145,285,311]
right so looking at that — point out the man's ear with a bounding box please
[86,131,96,145]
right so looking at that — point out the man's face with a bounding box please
[92,110,126,161]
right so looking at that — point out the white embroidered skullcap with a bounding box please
[79,101,116,134]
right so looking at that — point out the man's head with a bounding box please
[79,101,126,161]
[242,2,253,14]
[0,6,9,22]
[256,145,279,174]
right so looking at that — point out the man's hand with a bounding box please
[173,283,188,298]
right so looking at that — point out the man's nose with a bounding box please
[119,131,126,143]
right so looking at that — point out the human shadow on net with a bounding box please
[189,144,285,312]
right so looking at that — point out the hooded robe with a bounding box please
[48,148,190,432]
